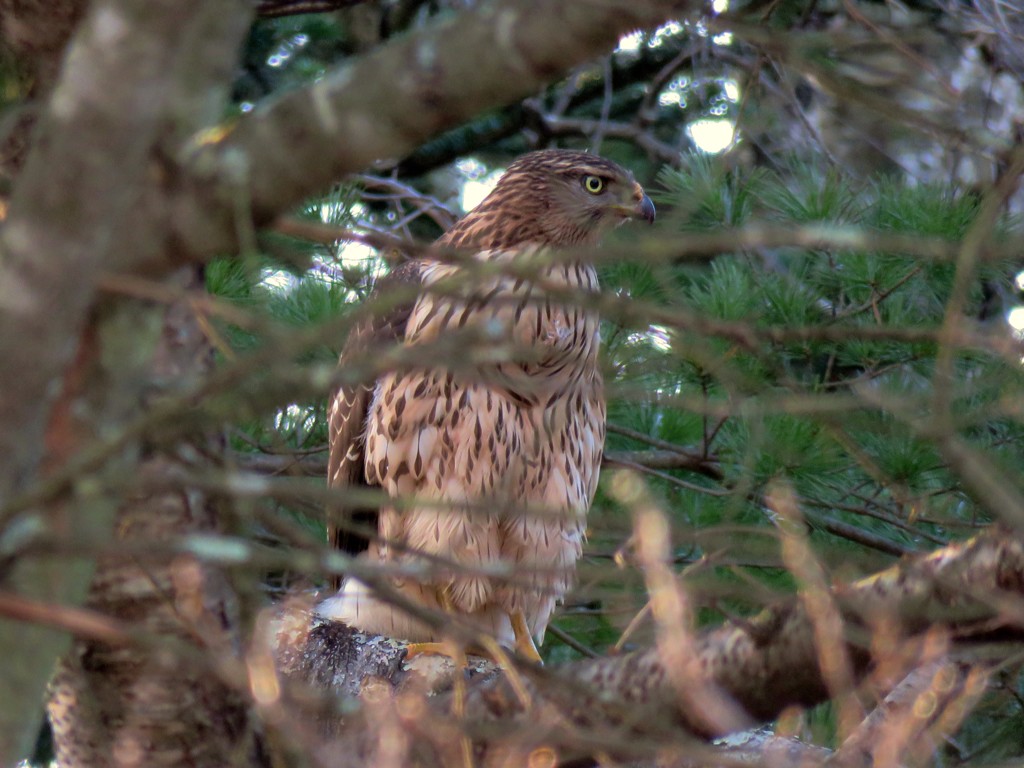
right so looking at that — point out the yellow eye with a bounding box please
[583,175,604,194]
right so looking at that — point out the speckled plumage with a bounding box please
[320,150,654,651]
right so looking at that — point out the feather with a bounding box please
[321,150,653,649]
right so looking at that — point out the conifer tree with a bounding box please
[3,1,1024,765]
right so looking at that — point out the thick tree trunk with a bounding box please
[0,1,251,761]
[45,277,251,766]
[0,1,688,762]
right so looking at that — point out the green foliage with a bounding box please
[592,156,1022,612]
[954,670,1024,763]
[656,156,769,229]
[206,182,378,448]
[764,162,865,224]
[234,14,347,107]
[213,149,1023,755]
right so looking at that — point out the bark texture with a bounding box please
[0,0,251,761]
[0,0,688,762]
[44,280,250,767]
[273,529,1024,766]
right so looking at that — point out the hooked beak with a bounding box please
[609,190,656,224]
[620,180,655,224]
[636,194,656,224]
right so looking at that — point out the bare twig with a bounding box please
[256,0,370,16]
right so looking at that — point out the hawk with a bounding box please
[319,150,655,660]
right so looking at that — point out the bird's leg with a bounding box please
[404,592,474,659]
[402,605,535,727]
[510,610,543,664]
[402,641,453,659]
[402,593,474,768]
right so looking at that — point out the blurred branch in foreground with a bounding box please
[270,517,1024,766]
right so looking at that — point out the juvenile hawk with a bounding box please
[319,150,655,660]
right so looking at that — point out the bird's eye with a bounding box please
[583,175,605,194]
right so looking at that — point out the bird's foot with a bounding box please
[403,636,535,717]
[403,642,458,660]
[510,611,544,664]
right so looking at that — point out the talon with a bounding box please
[511,611,543,664]
[404,641,458,660]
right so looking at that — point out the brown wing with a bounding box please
[327,259,422,565]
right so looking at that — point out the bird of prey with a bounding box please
[319,149,655,660]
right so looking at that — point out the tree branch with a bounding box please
[255,0,370,17]
[388,41,693,178]
[233,446,719,479]
[275,528,1024,764]
[172,0,686,258]
[0,1,252,760]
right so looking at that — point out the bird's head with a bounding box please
[441,149,655,250]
